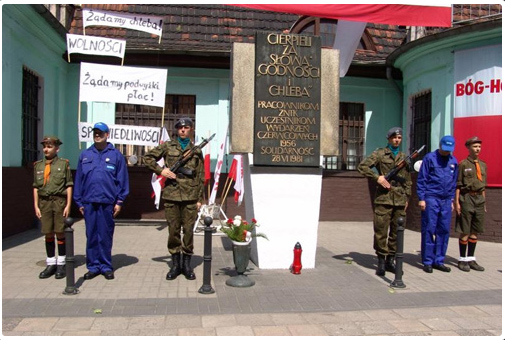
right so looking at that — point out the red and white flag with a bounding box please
[228,4,452,76]
[233,155,244,206]
[228,4,452,27]
[151,127,170,209]
[203,136,211,187]
[209,125,228,204]
[453,45,502,187]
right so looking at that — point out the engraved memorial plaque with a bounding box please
[253,32,321,167]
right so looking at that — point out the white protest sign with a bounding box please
[82,8,163,37]
[79,62,167,108]
[79,122,162,146]
[67,34,126,59]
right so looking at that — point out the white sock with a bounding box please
[46,257,56,266]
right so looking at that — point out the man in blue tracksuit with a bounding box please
[74,122,129,280]
[417,135,458,273]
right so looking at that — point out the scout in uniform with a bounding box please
[144,117,205,281]
[455,136,486,272]
[358,127,412,276]
[33,136,73,279]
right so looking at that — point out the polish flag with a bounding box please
[151,127,170,209]
[203,137,211,186]
[209,125,228,204]
[227,156,238,182]
[453,45,502,187]
[228,4,452,76]
[233,155,244,206]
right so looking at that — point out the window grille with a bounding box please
[115,94,196,166]
[324,102,364,170]
[410,91,431,158]
[22,67,40,166]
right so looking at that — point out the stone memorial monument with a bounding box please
[230,32,339,269]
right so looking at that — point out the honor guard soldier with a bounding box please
[33,136,73,279]
[358,127,412,276]
[455,136,487,272]
[144,117,205,281]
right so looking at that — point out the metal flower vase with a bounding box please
[226,240,255,287]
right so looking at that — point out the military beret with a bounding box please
[175,117,194,128]
[465,136,482,146]
[386,127,402,139]
[40,136,62,145]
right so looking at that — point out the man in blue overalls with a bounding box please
[417,135,458,273]
[74,122,129,280]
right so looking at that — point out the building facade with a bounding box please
[2,4,501,242]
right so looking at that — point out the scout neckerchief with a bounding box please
[474,159,483,181]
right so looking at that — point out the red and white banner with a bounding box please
[151,127,170,209]
[229,4,451,76]
[453,44,502,187]
[229,4,452,27]
[233,155,244,206]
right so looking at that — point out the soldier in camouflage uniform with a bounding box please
[358,127,412,276]
[455,136,487,272]
[144,118,204,280]
[33,136,73,279]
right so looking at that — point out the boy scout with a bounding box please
[33,136,73,279]
[144,118,205,281]
[358,127,412,276]
[455,136,487,272]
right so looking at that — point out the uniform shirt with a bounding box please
[457,157,487,192]
[357,147,412,206]
[417,150,458,201]
[144,140,204,202]
[73,143,129,208]
[33,156,73,196]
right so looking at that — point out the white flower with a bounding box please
[234,215,242,221]
[233,219,242,226]
[244,231,252,242]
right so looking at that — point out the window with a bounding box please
[410,91,431,158]
[323,102,365,170]
[115,94,196,165]
[22,67,40,166]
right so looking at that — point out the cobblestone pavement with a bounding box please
[2,220,502,336]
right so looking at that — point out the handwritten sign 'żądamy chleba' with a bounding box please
[79,62,167,108]
[79,122,163,146]
[67,34,126,59]
[82,8,163,37]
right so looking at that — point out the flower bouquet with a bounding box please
[220,215,268,244]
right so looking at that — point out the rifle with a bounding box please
[167,133,215,185]
[385,145,425,183]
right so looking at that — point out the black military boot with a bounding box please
[182,254,196,280]
[39,265,57,279]
[385,255,396,273]
[166,253,182,280]
[55,265,66,279]
[376,255,386,276]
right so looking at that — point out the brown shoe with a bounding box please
[468,261,485,271]
[458,261,470,272]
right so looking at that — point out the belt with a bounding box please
[39,195,66,200]
[462,190,483,196]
